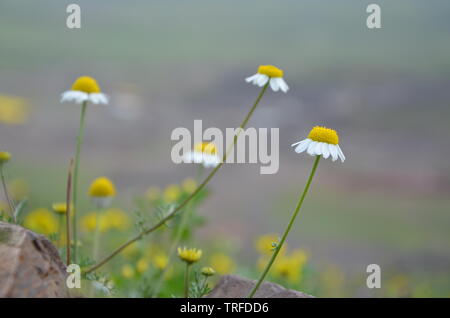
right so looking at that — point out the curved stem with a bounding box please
[184,263,191,298]
[85,84,269,274]
[65,158,74,265]
[0,166,15,221]
[92,209,103,261]
[72,101,88,263]
[247,156,320,298]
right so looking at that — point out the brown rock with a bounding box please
[0,222,68,298]
[206,274,314,298]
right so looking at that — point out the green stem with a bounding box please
[85,84,269,274]
[247,156,321,298]
[72,101,88,262]
[0,166,15,221]
[92,209,103,261]
[184,263,191,298]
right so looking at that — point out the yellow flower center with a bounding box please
[71,76,101,94]
[88,177,116,197]
[178,247,202,264]
[194,142,217,155]
[257,65,284,78]
[0,151,11,164]
[307,126,339,145]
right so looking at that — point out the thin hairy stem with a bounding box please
[72,101,88,262]
[65,158,74,265]
[184,263,191,298]
[247,156,320,298]
[0,166,15,221]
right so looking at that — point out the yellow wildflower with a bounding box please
[80,212,109,232]
[0,151,11,164]
[209,253,236,274]
[271,249,308,284]
[177,247,202,264]
[153,252,169,270]
[163,184,181,203]
[182,178,197,194]
[121,264,135,278]
[136,258,150,274]
[88,177,116,197]
[24,208,58,235]
[0,95,29,125]
[104,208,130,230]
[201,267,216,277]
[52,202,73,214]
[88,177,116,208]
[255,234,287,256]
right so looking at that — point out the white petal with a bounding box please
[245,74,259,83]
[294,139,311,154]
[256,74,269,87]
[269,78,280,92]
[322,143,330,159]
[203,154,221,168]
[337,145,346,162]
[89,93,109,105]
[307,141,318,156]
[61,90,88,104]
[314,142,324,156]
[277,78,289,93]
[329,145,338,161]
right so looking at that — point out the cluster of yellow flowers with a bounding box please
[145,178,198,204]
[23,208,59,235]
[81,208,130,232]
[256,234,308,284]
[119,243,172,280]
[23,206,130,235]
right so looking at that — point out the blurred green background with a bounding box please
[1,0,450,297]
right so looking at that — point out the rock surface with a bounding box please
[0,222,68,298]
[206,274,314,298]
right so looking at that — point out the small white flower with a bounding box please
[246,65,289,93]
[184,142,221,168]
[61,76,108,105]
[292,126,345,162]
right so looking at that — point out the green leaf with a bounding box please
[13,198,28,221]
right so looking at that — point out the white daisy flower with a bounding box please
[246,65,289,93]
[184,142,221,168]
[61,76,108,105]
[292,126,346,162]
